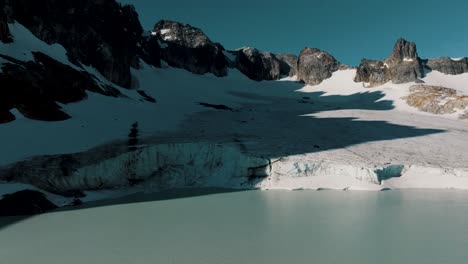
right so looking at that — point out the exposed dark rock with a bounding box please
[297,48,340,85]
[426,57,468,75]
[387,38,418,64]
[0,190,57,216]
[58,189,86,198]
[385,39,424,84]
[0,108,15,123]
[138,33,161,68]
[153,20,228,77]
[355,38,424,86]
[2,0,144,88]
[128,178,145,186]
[137,90,157,103]
[0,52,114,122]
[388,61,424,84]
[198,102,233,111]
[0,9,12,43]
[355,60,389,86]
[275,54,298,77]
[231,47,297,81]
[70,198,83,206]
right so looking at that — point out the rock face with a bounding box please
[297,48,340,85]
[426,57,468,75]
[355,38,424,86]
[0,52,118,123]
[0,190,57,216]
[1,0,145,88]
[139,33,162,68]
[231,47,297,81]
[354,60,389,86]
[0,10,12,43]
[405,85,468,117]
[387,38,418,64]
[153,20,228,77]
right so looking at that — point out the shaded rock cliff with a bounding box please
[1,0,145,88]
[425,57,468,75]
[228,47,297,81]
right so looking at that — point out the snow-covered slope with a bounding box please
[2,19,468,209]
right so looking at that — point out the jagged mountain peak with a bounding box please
[152,20,215,48]
[355,38,424,86]
[386,38,419,64]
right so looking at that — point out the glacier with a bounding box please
[2,20,468,207]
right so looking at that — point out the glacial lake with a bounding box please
[1,189,468,264]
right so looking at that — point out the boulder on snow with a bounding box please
[1,0,144,88]
[355,38,424,86]
[153,20,228,77]
[425,57,468,75]
[297,48,340,85]
[0,190,57,216]
[231,47,297,81]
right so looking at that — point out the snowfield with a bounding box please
[2,22,468,205]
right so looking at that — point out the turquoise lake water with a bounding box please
[1,189,467,264]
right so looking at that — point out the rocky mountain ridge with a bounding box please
[1,0,468,124]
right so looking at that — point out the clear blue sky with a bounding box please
[120,0,468,65]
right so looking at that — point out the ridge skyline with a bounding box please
[120,0,468,65]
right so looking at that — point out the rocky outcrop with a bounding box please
[387,38,418,64]
[405,85,468,117]
[354,60,389,86]
[0,7,12,43]
[153,20,228,77]
[388,62,424,84]
[230,47,297,81]
[297,48,340,85]
[355,39,424,86]
[2,0,144,88]
[275,53,298,76]
[139,33,162,68]
[0,52,119,123]
[426,57,468,75]
[0,190,57,216]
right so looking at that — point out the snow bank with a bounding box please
[422,71,468,93]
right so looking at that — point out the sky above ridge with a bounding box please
[120,0,468,66]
